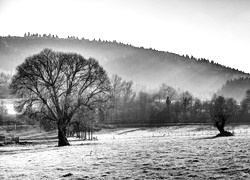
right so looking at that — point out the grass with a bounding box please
[0,125,250,179]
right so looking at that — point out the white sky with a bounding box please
[0,0,250,73]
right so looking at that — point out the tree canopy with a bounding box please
[10,49,110,146]
[207,95,238,136]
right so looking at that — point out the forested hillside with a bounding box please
[217,77,250,102]
[0,34,249,100]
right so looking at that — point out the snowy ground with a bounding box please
[0,125,250,179]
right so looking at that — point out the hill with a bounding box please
[0,35,249,100]
[217,77,250,102]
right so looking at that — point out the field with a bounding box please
[0,125,250,179]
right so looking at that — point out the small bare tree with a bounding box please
[9,49,110,146]
[207,95,238,137]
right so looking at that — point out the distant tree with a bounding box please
[0,101,7,115]
[239,89,250,122]
[190,98,203,122]
[109,75,125,123]
[159,83,178,101]
[137,91,150,123]
[217,77,250,102]
[70,106,98,140]
[9,49,110,146]
[107,75,137,124]
[121,81,136,123]
[0,101,8,125]
[0,72,12,85]
[180,91,193,122]
[172,100,181,123]
[241,89,250,113]
[165,96,171,110]
[207,95,238,136]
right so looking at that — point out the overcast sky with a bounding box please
[0,0,250,73]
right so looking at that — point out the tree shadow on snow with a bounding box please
[195,132,234,140]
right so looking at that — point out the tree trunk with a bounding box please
[88,128,91,140]
[215,120,225,134]
[76,123,80,139]
[91,128,93,140]
[214,119,233,137]
[58,126,70,146]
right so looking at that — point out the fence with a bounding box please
[0,124,38,131]
[0,135,19,144]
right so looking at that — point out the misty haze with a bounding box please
[1,0,250,180]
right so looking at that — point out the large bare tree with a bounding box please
[9,49,110,146]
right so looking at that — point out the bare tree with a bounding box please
[9,49,110,146]
[180,91,193,122]
[108,75,136,123]
[137,91,150,123]
[207,95,238,136]
[172,100,181,123]
[109,75,124,122]
[190,98,203,123]
[121,81,136,123]
[159,83,178,101]
[70,106,98,140]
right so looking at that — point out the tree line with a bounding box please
[9,49,250,146]
[217,77,250,102]
[103,75,250,125]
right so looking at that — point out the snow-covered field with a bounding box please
[0,125,250,179]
